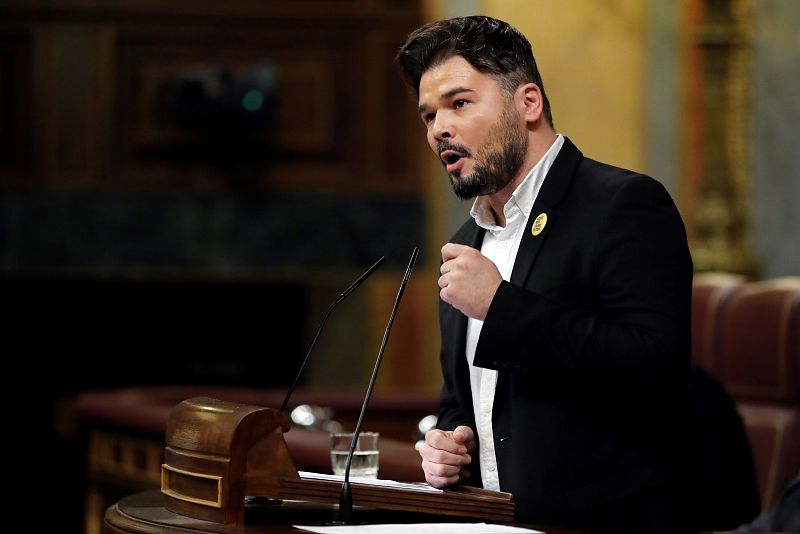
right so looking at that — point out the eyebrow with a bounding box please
[418,87,475,114]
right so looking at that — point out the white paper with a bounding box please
[293,523,543,534]
[298,471,444,493]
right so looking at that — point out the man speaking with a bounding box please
[396,16,692,530]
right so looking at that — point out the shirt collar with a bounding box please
[470,134,564,231]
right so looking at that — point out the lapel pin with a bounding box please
[531,212,548,236]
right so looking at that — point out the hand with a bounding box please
[419,425,476,488]
[439,243,502,320]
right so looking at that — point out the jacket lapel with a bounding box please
[451,222,486,399]
[509,137,583,287]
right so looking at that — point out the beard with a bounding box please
[439,104,528,200]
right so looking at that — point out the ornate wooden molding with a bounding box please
[682,0,758,274]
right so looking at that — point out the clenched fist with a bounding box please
[439,243,502,320]
[419,425,476,488]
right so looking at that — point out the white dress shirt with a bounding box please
[465,134,564,490]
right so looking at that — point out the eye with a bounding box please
[454,99,467,109]
[422,112,435,124]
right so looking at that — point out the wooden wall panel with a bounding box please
[112,26,360,190]
[121,42,343,155]
[0,0,422,192]
[0,29,31,184]
[0,0,419,22]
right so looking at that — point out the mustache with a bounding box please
[437,141,472,158]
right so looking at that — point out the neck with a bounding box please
[484,129,557,228]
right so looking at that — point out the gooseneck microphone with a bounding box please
[337,247,419,524]
[279,256,386,414]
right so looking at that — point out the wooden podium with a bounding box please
[160,397,514,525]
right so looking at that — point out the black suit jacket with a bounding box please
[437,138,693,529]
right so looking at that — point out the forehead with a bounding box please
[418,55,498,105]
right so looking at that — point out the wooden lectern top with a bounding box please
[160,397,514,526]
[283,473,513,522]
[166,397,292,454]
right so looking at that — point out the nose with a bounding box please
[431,114,453,141]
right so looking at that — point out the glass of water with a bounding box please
[330,432,379,478]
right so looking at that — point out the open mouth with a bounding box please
[440,150,464,166]
[438,144,470,174]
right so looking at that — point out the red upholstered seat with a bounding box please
[691,275,800,512]
[717,278,800,403]
[691,272,745,376]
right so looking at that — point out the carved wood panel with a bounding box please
[680,0,757,274]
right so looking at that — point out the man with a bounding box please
[396,16,693,530]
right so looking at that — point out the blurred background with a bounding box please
[1,0,797,532]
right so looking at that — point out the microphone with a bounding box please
[336,247,419,524]
[279,256,386,414]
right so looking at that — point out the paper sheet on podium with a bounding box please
[298,471,443,493]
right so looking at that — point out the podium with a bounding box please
[159,397,514,525]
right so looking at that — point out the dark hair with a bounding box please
[396,15,553,128]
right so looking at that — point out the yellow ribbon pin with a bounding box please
[531,212,548,236]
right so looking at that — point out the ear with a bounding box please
[517,82,544,124]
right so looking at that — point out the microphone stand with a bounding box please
[247,256,385,511]
[280,256,385,413]
[336,247,419,524]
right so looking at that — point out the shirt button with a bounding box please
[482,404,491,414]
[488,465,496,472]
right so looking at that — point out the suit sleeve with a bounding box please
[473,177,692,388]
[436,352,470,431]
[436,296,472,431]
